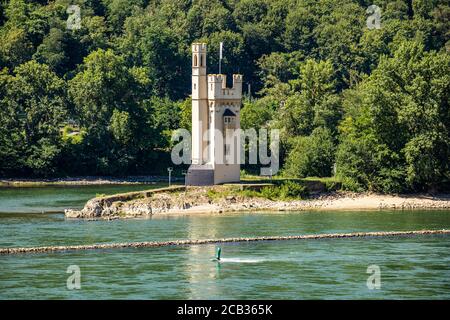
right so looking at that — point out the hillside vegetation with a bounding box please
[0,0,449,192]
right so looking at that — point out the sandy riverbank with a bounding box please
[140,193,450,215]
[64,185,450,219]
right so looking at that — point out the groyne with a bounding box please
[1,229,449,255]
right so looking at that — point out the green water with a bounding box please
[0,184,166,213]
[0,186,449,299]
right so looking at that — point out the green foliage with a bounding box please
[206,188,219,200]
[61,125,85,145]
[33,28,67,74]
[0,26,33,67]
[258,181,309,200]
[109,109,132,144]
[277,180,309,199]
[66,48,155,174]
[117,13,187,99]
[337,41,449,192]
[179,97,192,131]
[0,61,67,176]
[146,96,182,148]
[0,0,448,190]
[284,127,335,178]
[240,98,274,130]
[276,59,341,137]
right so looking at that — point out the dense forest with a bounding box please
[0,0,449,192]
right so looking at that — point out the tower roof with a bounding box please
[223,109,236,117]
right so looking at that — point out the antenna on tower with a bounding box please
[219,42,223,74]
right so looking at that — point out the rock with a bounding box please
[225,196,236,203]
[64,209,81,218]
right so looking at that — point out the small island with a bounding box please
[65,181,450,219]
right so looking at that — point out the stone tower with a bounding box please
[186,43,243,185]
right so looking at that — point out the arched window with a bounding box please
[200,54,204,67]
[194,55,198,67]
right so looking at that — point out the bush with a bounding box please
[259,186,280,200]
[284,127,336,178]
[324,180,340,192]
[278,181,309,199]
[258,181,309,200]
[336,133,406,193]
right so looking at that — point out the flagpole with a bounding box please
[219,42,223,74]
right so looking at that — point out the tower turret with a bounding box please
[192,43,207,100]
[232,74,243,98]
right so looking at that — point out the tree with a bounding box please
[283,4,316,53]
[178,97,192,132]
[0,0,448,181]
[257,51,303,93]
[277,59,341,137]
[118,13,188,99]
[337,41,450,192]
[0,27,33,68]
[33,28,68,74]
[68,49,151,174]
[103,0,144,31]
[241,98,275,130]
[109,109,133,144]
[146,96,183,148]
[284,127,335,178]
[313,1,365,88]
[203,31,246,75]
[0,61,67,176]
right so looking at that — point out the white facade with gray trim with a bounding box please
[187,43,242,185]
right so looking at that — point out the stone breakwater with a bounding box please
[64,185,450,219]
[1,230,449,255]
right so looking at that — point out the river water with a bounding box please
[0,186,449,299]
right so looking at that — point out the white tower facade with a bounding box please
[187,43,242,185]
[191,43,208,165]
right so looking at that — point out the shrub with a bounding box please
[284,127,336,178]
[259,186,280,200]
[278,181,309,199]
[256,181,309,200]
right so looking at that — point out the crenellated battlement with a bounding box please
[192,43,207,53]
[207,74,243,100]
[233,74,243,82]
[208,74,227,87]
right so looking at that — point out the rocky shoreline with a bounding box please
[64,185,450,219]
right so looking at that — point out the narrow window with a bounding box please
[225,144,230,155]
[194,55,198,67]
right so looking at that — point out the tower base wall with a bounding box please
[186,164,214,186]
[213,164,241,185]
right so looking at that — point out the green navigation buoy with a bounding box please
[216,247,221,261]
